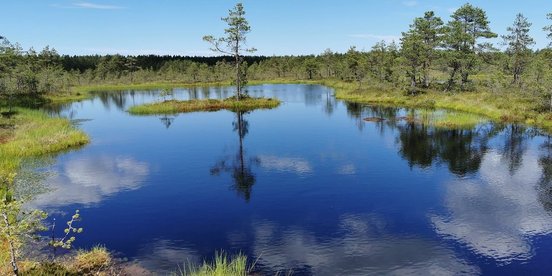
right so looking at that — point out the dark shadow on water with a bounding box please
[210,110,258,202]
[159,114,176,129]
[396,123,494,176]
[539,134,552,213]
[342,102,540,177]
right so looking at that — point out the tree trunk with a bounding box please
[461,70,469,91]
[446,66,458,92]
[423,61,430,88]
[2,211,19,276]
[235,40,241,100]
[237,112,245,177]
[513,65,522,87]
[410,65,417,88]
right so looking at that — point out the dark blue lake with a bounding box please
[33,84,552,275]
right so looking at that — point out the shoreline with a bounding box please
[48,79,552,132]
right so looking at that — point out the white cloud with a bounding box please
[29,155,149,209]
[51,1,124,10]
[135,239,199,273]
[80,47,213,56]
[447,7,458,14]
[73,1,123,10]
[258,155,313,175]
[348,34,401,43]
[402,1,418,7]
[431,150,552,262]
[246,214,479,275]
[337,163,356,175]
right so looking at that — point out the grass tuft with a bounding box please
[399,109,485,129]
[179,251,251,276]
[18,246,113,275]
[128,97,281,115]
[71,246,112,274]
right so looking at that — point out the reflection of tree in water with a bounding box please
[501,125,531,175]
[344,102,366,130]
[211,111,259,201]
[323,89,337,116]
[398,123,437,168]
[342,102,514,176]
[343,102,504,176]
[188,88,200,100]
[159,115,176,129]
[97,91,128,110]
[538,135,552,212]
[303,85,324,107]
[397,123,496,176]
[344,102,400,133]
[42,102,74,118]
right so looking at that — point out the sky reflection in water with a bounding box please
[33,84,552,275]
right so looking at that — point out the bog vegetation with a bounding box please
[2,2,552,275]
[0,5,551,118]
[128,96,280,115]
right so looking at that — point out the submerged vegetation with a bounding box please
[128,96,280,115]
[0,109,88,275]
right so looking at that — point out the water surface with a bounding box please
[34,84,552,275]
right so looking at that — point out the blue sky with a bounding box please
[2,0,551,56]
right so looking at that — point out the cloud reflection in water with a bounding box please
[258,155,313,175]
[246,214,478,275]
[30,155,149,209]
[431,150,552,263]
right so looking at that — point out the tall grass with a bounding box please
[0,108,88,273]
[402,109,486,129]
[329,81,552,132]
[0,108,89,177]
[179,252,252,276]
[16,246,112,275]
[71,246,112,273]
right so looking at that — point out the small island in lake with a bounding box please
[127,96,281,115]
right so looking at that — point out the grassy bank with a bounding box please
[18,246,113,275]
[128,97,281,115]
[304,79,552,131]
[179,252,251,276]
[0,108,89,274]
[387,109,486,129]
[50,79,552,130]
[0,108,89,177]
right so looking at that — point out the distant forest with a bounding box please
[1,3,552,108]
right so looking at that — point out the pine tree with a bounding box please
[502,13,535,85]
[544,13,552,47]
[401,11,444,88]
[444,4,497,90]
[203,3,256,99]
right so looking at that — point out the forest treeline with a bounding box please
[1,4,552,109]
